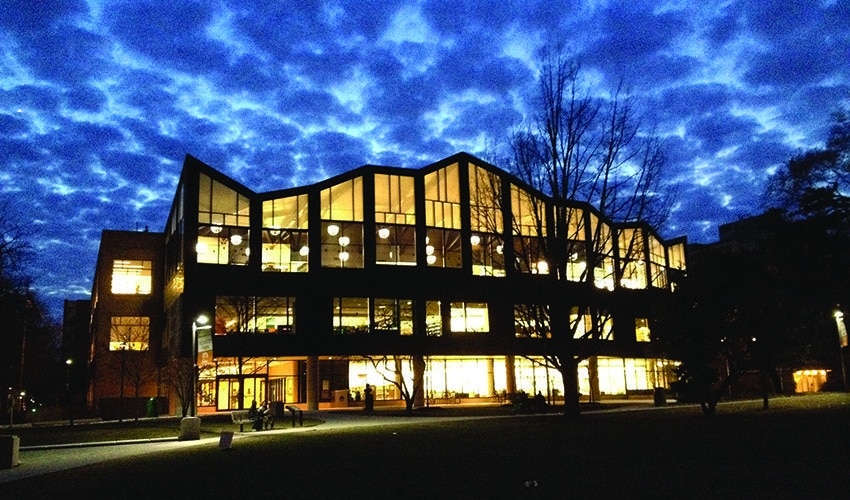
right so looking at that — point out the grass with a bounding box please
[2,394,850,498]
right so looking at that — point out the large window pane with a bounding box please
[111,260,152,294]
[334,297,370,334]
[110,316,150,351]
[450,302,489,333]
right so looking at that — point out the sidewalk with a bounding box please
[1,401,660,485]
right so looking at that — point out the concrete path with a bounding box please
[1,402,660,485]
[0,410,514,484]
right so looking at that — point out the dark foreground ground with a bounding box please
[2,394,849,499]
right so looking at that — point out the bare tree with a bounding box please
[166,355,194,417]
[501,49,673,419]
[361,355,424,415]
[108,317,156,421]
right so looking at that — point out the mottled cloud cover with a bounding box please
[2,0,848,318]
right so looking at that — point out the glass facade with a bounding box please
[262,194,309,272]
[149,153,688,412]
[196,173,250,266]
[375,174,417,266]
[321,178,364,268]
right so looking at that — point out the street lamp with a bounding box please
[191,314,211,417]
[65,358,74,425]
[834,309,848,391]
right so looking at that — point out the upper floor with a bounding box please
[162,152,686,299]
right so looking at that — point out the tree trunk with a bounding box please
[412,355,426,408]
[561,359,581,420]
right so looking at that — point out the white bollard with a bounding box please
[178,416,201,441]
[0,435,20,469]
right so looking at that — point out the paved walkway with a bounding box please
[1,402,660,485]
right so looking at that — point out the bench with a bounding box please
[231,410,254,432]
[285,405,303,427]
[232,409,275,431]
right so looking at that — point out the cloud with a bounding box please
[2,0,849,318]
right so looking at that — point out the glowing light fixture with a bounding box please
[378,227,390,239]
[536,260,549,274]
[230,234,243,245]
[338,236,350,247]
[299,246,310,256]
[339,251,350,262]
[425,245,435,256]
[470,235,481,246]
[327,224,340,236]
[269,226,281,236]
[210,224,223,234]
[426,255,437,265]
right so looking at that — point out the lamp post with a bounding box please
[834,309,848,391]
[190,314,211,417]
[180,314,210,441]
[65,358,74,425]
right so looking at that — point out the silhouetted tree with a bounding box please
[361,355,424,415]
[497,48,672,419]
[766,101,850,228]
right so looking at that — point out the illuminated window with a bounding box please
[322,221,364,268]
[262,194,309,272]
[197,173,250,266]
[618,227,647,289]
[215,296,295,334]
[334,297,370,334]
[589,214,615,290]
[570,307,613,340]
[376,225,417,266]
[373,298,414,335]
[375,173,417,265]
[450,302,489,333]
[321,178,364,268]
[667,241,686,271]
[648,234,667,289]
[109,316,150,351]
[511,184,549,274]
[514,304,550,338]
[111,260,152,294]
[469,164,505,277]
[563,207,587,282]
[425,163,461,228]
[426,301,442,336]
[425,163,462,267]
[635,318,651,342]
[471,232,505,276]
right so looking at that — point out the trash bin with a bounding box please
[146,397,159,417]
[653,387,666,407]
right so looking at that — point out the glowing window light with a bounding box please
[339,251,350,262]
[470,235,481,246]
[535,260,549,274]
[299,246,309,256]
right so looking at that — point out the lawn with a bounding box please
[2,394,849,498]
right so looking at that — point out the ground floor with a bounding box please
[195,355,679,413]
